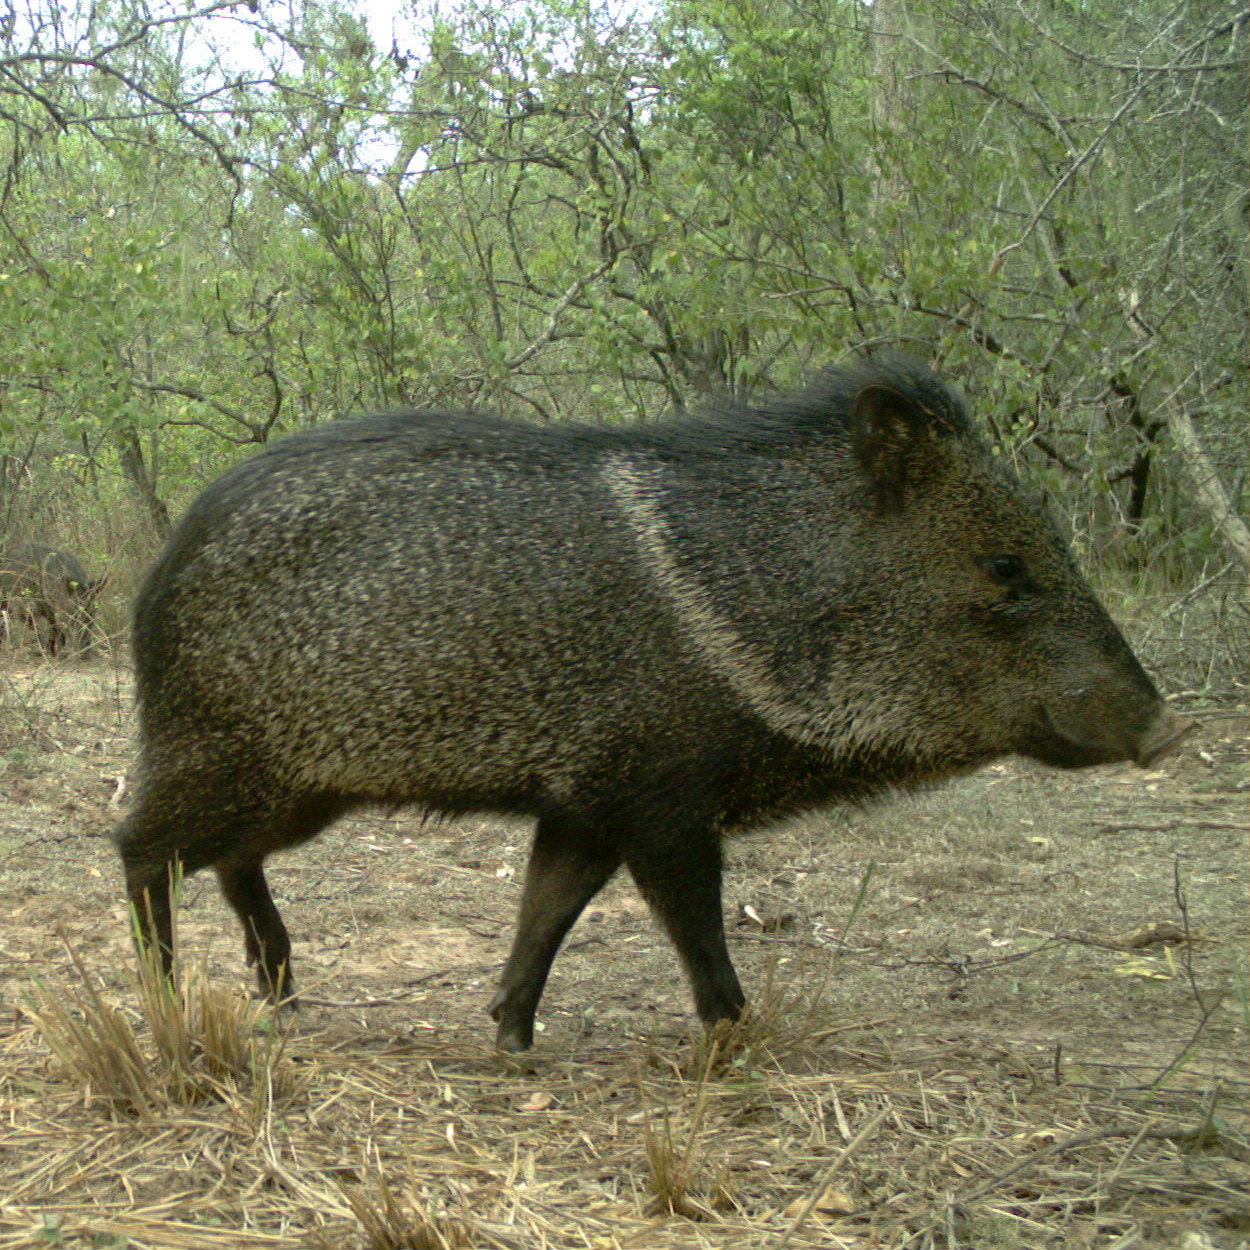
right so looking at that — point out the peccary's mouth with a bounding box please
[1133,708,1197,769]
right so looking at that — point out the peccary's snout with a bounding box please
[1029,683,1195,772]
[1133,707,1196,769]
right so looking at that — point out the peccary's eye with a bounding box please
[991,554,1025,583]
[979,553,1031,590]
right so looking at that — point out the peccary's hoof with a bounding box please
[257,966,296,1009]
[488,993,535,1053]
[491,1014,534,1053]
[494,1028,535,1059]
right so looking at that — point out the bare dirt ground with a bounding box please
[0,656,1245,1250]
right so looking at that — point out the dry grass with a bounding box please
[24,917,294,1122]
[321,1174,473,1250]
[3,959,1245,1249]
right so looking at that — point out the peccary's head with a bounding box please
[784,361,1191,775]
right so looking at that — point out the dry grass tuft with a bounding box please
[641,1041,735,1220]
[25,941,161,1117]
[323,1174,473,1250]
[698,947,841,1072]
[24,920,294,1120]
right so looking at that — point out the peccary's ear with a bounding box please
[850,383,944,512]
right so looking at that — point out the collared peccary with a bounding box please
[0,541,105,656]
[115,359,1193,1050]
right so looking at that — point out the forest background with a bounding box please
[0,0,1246,687]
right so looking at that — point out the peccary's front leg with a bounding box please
[626,831,745,1029]
[489,811,621,1052]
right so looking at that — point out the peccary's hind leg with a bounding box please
[120,853,178,980]
[118,785,346,1000]
[117,802,218,982]
[625,830,745,1030]
[489,811,621,1052]
[216,856,293,1001]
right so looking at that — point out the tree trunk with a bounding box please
[1167,407,1250,579]
[113,427,172,540]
